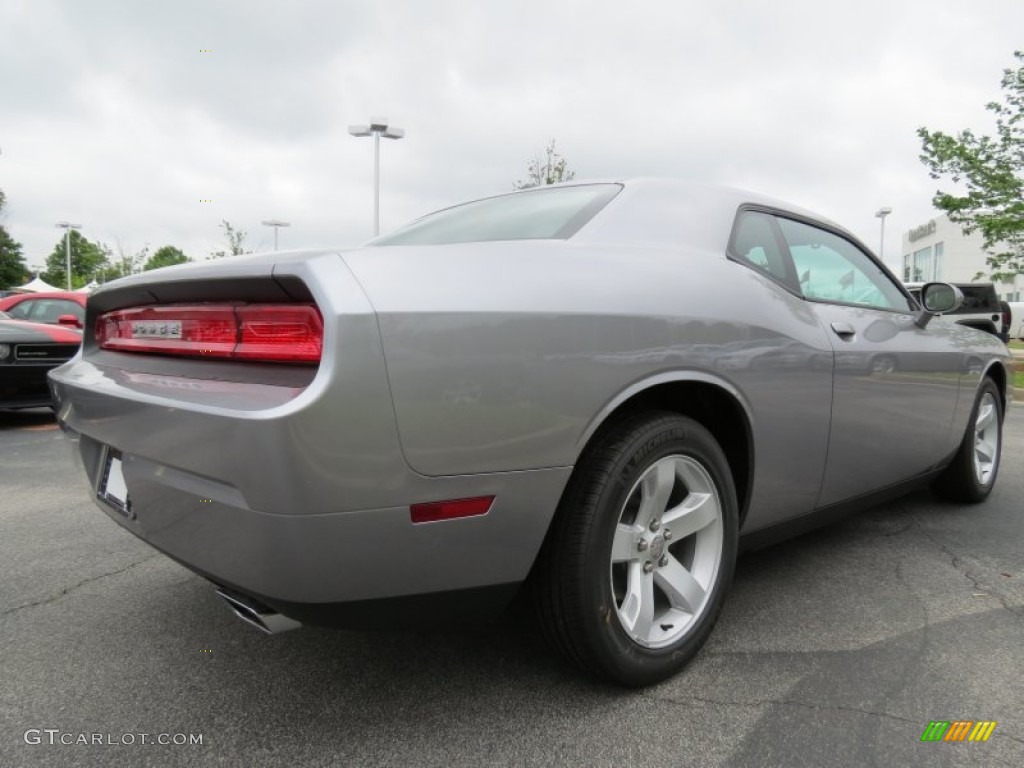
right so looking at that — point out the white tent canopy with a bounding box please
[11,276,60,293]
[75,280,99,294]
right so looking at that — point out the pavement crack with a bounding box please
[906,511,1023,619]
[0,554,161,618]
[934,541,1023,618]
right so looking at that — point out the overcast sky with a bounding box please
[1,0,1022,273]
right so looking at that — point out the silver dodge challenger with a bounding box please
[50,179,1011,686]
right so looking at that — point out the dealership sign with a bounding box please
[909,220,936,243]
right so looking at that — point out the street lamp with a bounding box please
[55,222,82,290]
[875,207,892,262]
[348,116,405,236]
[262,219,291,251]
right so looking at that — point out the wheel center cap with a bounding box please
[649,534,666,560]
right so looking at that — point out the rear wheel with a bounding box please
[933,378,1002,503]
[535,411,738,686]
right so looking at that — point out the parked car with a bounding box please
[0,291,86,329]
[904,282,1005,341]
[49,180,1012,686]
[1,317,81,409]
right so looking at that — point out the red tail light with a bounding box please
[95,304,323,363]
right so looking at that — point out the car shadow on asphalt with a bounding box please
[0,408,56,430]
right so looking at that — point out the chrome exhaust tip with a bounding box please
[216,589,301,634]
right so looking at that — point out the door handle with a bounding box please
[830,321,856,339]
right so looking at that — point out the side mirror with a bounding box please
[921,282,964,313]
[914,282,964,328]
[57,314,83,329]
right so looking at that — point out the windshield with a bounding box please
[371,184,621,246]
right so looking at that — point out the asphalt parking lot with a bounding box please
[1,407,1022,767]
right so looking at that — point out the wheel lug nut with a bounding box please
[663,529,673,541]
[637,539,648,552]
[643,561,654,574]
[659,555,669,568]
[649,519,660,532]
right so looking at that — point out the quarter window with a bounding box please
[728,211,794,288]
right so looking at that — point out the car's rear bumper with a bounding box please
[59,418,568,609]
[50,339,569,619]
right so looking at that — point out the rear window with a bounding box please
[371,184,621,246]
[957,285,999,312]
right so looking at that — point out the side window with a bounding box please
[777,218,911,311]
[49,300,83,322]
[728,211,795,289]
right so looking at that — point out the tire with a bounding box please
[534,411,738,687]
[932,378,1002,503]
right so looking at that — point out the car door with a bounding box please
[774,215,963,507]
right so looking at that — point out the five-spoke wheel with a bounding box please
[934,378,1002,503]
[535,411,738,687]
[610,455,723,648]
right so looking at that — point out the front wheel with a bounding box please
[534,411,738,686]
[932,378,1002,503]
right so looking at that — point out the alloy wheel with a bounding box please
[972,391,999,486]
[610,454,723,648]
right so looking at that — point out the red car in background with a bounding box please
[0,291,86,329]
[0,316,82,409]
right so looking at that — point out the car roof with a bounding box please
[0,290,86,305]
[556,178,855,253]
[364,177,855,253]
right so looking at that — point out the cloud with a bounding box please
[2,0,1023,271]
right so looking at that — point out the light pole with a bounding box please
[875,207,892,262]
[262,219,291,251]
[348,117,405,236]
[55,222,82,290]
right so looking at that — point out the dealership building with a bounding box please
[901,214,1022,301]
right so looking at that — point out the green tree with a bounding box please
[101,240,148,281]
[42,230,109,289]
[514,139,576,189]
[210,220,249,258]
[0,227,28,290]
[0,190,29,290]
[918,51,1024,283]
[144,245,191,271]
